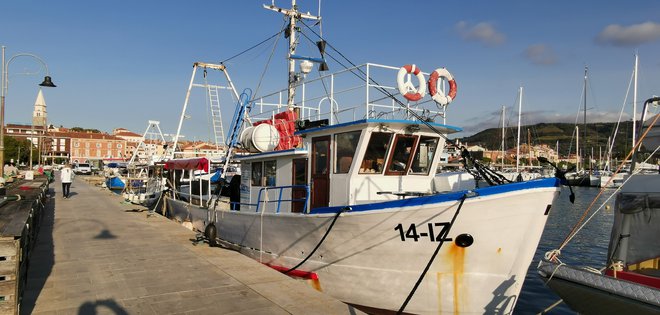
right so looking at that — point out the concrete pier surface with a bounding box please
[21,176,362,315]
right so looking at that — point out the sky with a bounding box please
[2,0,660,141]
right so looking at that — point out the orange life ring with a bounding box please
[397,64,426,101]
[428,68,457,106]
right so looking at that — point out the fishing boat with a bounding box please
[537,97,660,315]
[159,1,562,314]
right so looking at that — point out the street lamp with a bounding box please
[0,46,56,170]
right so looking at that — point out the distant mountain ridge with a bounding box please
[457,121,640,159]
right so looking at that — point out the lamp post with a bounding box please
[1,45,56,169]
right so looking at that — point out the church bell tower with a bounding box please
[33,89,47,127]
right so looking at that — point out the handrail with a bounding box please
[252,185,310,214]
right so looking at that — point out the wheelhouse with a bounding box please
[237,119,460,213]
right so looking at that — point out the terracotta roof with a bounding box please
[49,131,125,140]
[114,131,142,137]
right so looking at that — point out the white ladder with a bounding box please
[207,85,225,148]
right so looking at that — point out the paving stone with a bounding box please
[20,176,363,314]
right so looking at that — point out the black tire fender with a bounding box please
[204,223,217,247]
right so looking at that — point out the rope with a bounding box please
[398,194,468,314]
[252,20,286,100]
[283,207,350,274]
[298,20,452,143]
[536,299,564,315]
[557,113,659,253]
[219,28,286,64]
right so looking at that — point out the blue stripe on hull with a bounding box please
[309,177,560,214]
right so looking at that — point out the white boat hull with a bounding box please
[164,179,559,314]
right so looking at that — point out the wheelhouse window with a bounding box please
[410,136,439,175]
[385,135,417,175]
[335,130,361,173]
[251,162,263,186]
[264,160,277,186]
[359,132,392,174]
[251,160,276,186]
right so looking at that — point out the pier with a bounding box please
[21,176,361,314]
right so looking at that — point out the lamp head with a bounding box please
[299,60,313,74]
[39,76,56,87]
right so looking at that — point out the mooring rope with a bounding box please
[283,206,350,275]
[554,113,659,257]
[398,194,469,314]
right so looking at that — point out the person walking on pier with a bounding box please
[60,164,74,199]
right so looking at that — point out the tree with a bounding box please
[3,136,32,166]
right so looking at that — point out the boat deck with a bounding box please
[21,175,361,314]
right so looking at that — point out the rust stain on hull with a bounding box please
[448,244,465,315]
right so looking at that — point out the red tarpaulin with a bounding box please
[164,157,209,172]
[253,110,301,151]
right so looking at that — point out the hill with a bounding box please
[457,121,643,159]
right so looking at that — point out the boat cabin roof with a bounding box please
[295,118,461,136]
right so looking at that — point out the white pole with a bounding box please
[172,65,199,159]
[632,52,638,149]
[516,86,522,173]
[576,126,579,170]
[501,105,505,170]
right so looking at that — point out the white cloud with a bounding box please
[523,44,558,65]
[456,21,506,46]
[596,21,660,47]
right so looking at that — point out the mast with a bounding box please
[264,0,321,111]
[576,125,579,170]
[582,66,588,172]
[501,105,505,170]
[516,86,522,173]
[527,128,532,166]
[632,52,638,149]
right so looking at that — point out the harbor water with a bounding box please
[516,186,617,314]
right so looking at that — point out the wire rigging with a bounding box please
[219,28,287,65]
[298,20,452,143]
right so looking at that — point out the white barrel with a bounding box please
[240,124,280,153]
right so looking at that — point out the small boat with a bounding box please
[537,173,660,315]
[157,2,563,313]
[538,97,660,315]
[105,176,125,191]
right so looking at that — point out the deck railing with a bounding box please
[249,63,448,126]
[239,185,310,214]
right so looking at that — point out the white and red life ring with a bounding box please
[397,64,426,101]
[428,68,457,106]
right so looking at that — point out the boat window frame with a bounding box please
[409,136,439,175]
[358,132,393,174]
[384,134,419,176]
[334,130,362,174]
[251,161,263,186]
[263,160,277,186]
[251,160,277,187]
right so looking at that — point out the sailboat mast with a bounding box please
[632,52,638,149]
[583,66,588,172]
[576,125,579,170]
[501,105,505,170]
[527,128,532,166]
[516,86,522,173]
